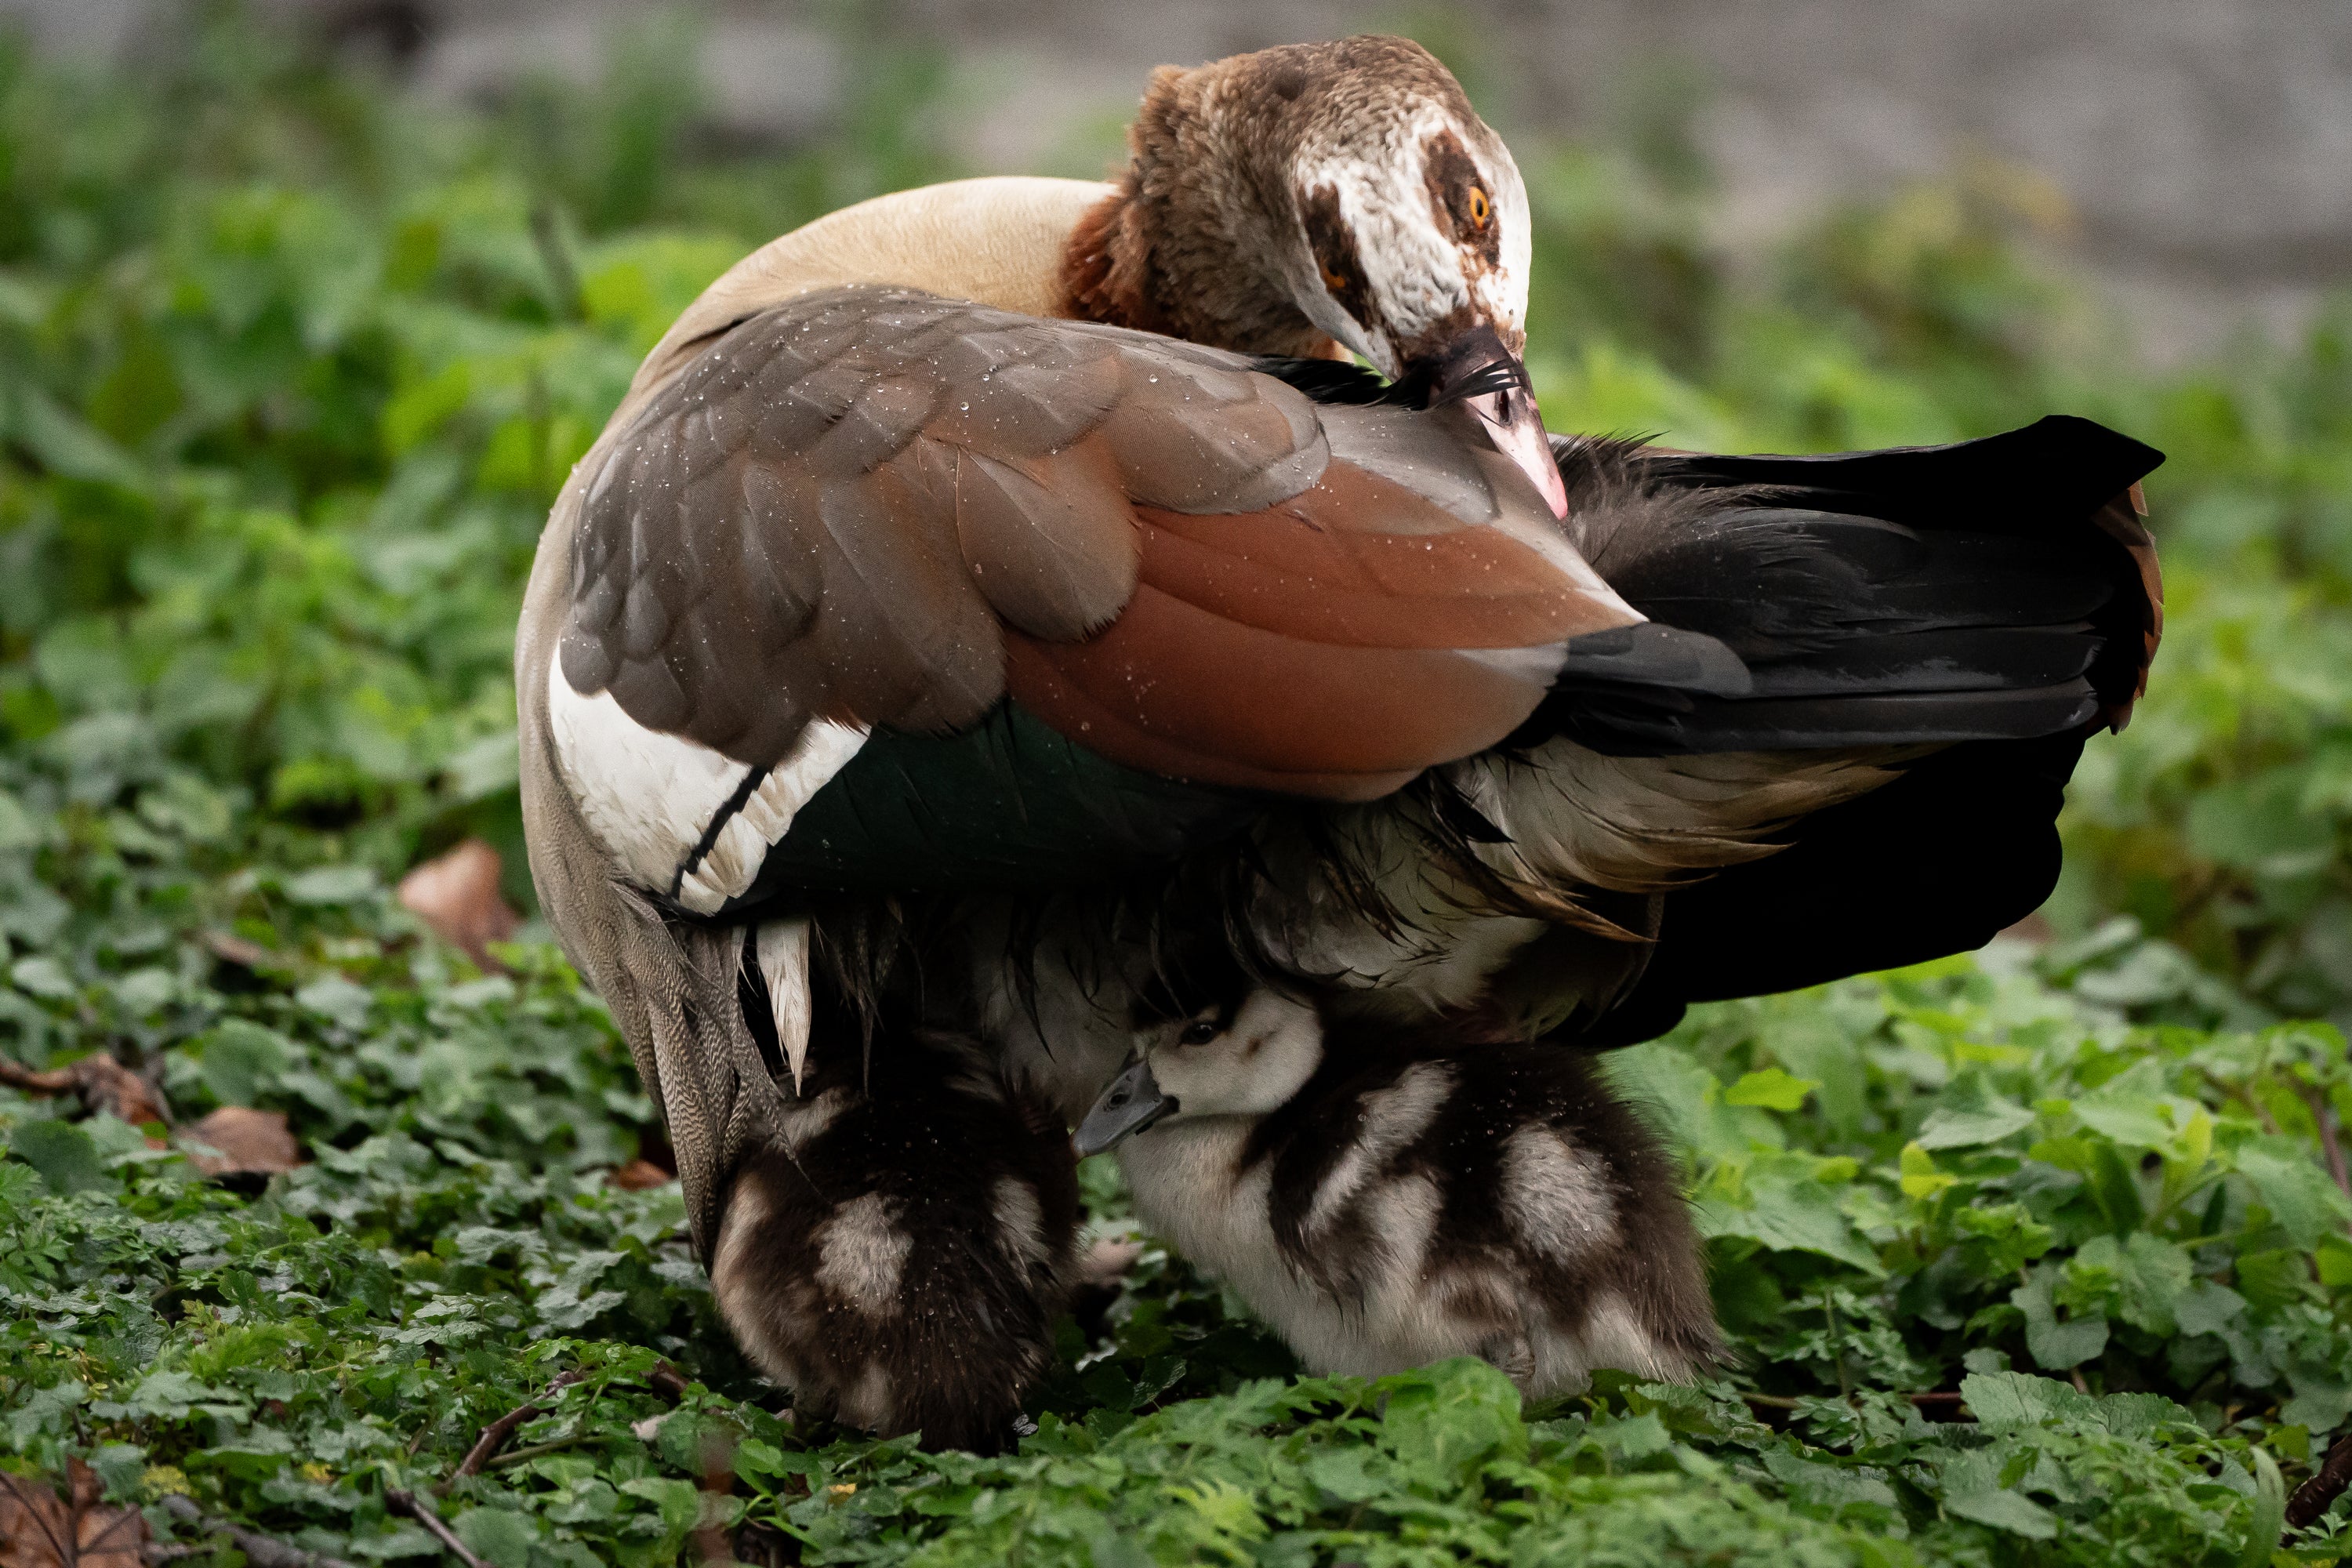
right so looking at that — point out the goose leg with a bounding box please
[710,1022,1077,1453]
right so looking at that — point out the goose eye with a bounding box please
[1467,187,1490,228]
[1178,1018,1221,1047]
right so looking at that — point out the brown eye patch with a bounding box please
[1421,129,1501,266]
[1301,184,1378,335]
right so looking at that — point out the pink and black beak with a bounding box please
[1410,325,1569,520]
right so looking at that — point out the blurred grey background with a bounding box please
[9,0,2347,363]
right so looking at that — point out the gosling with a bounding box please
[1076,984,1722,1396]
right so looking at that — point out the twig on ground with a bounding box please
[160,1495,354,1568]
[445,1370,586,1486]
[2288,1432,2352,1532]
[485,1433,597,1470]
[384,1490,492,1568]
[611,1363,693,1404]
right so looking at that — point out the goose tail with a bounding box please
[1538,416,2162,757]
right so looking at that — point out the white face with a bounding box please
[1283,105,1534,377]
[1138,988,1327,1122]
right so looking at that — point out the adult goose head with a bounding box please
[1062,36,1565,514]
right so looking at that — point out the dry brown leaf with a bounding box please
[604,1160,675,1191]
[397,838,520,971]
[180,1106,304,1178]
[0,1461,146,1568]
[0,1055,167,1138]
[67,1056,166,1132]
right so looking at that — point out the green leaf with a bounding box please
[281,864,378,906]
[2068,1232,2194,1336]
[2174,1278,2249,1338]
[2237,1142,2352,1248]
[1900,1141,1958,1200]
[1724,1069,1820,1112]
[1695,1163,1886,1275]
[2238,1448,2286,1568]
[2070,1067,2178,1149]
[1302,1447,1384,1504]
[2012,1267,2110,1371]
[8,1117,111,1195]
[1961,1370,2096,1430]
[1916,1073,2038,1149]
[2281,1363,2352,1433]
[453,1507,539,1568]
[1377,1359,1527,1486]
[10,955,77,1000]
[195,1019,295,1107]
[1945,1488,2060,1539]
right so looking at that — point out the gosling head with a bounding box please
[1064,34,1566,517]
[1073,985,1326,1156]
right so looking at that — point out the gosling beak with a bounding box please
[1074,1058,1178,1156]
[1416,324,1570,521]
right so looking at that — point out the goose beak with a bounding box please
[1075,1058,1178,1156]
[1464,379,1569,521]
[1415,325,1570,521]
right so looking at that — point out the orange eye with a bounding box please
[1320,265,1348,292]
[1468,187,1491,228]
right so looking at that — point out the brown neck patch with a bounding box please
[1058,184,1174,337]
[1058,53,1352,358]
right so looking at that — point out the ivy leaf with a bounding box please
[1962,1370,2099,1430]
[2235,1141,2352,1248]
[8,1119,111,1196]
[2013,1266,2110,1370]
[1377,1360,1527,1486]
[2281,1363,2352,1434]
[1917,1073,2038,1150]
[1944,1486,2060,1539]
[1899,1142,1959,1200]
[1694,1166,1886,1276]
[194,1020,295,1108]
[1723,1069,1820,1112]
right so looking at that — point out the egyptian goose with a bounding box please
[513,35,2161,1443]
[1072,970,1722,1392]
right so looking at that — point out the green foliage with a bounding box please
[1,10,2350,1566]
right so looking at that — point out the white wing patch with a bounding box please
[679,720,869,913]
[545,662,866,913]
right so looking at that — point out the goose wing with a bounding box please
[540,285,1697,911]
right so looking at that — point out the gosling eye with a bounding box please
[1177,1018,1221,1047]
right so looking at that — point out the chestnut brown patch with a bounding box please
[1059,187,1174,337]
[1301,184,1379,338]
[1421,128,1501,267]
